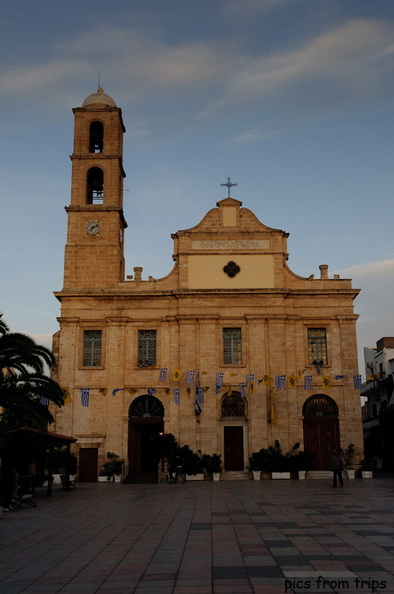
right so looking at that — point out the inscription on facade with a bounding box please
[192,240,270,250]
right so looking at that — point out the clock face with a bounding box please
[86,220,100,235]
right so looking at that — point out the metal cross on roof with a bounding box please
[220,177,238,197]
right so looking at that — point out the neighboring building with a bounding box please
[51,88,364,481]
[361,338,394,467]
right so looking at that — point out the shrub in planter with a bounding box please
[177,445,204,475]
[99,452,124,480]
[202,453,222,477]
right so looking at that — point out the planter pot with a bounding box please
[346,469,355,479]
[98,476,112,482]
[114,475,122,483]
[272,472,291,480]
[362,471,373,479]
[298,470,306,480]
[252,470,261,481]
[212,472,221,481]
[186,473,204,481]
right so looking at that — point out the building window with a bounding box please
[307,328,328,365]
[138,330,157,366]
[221,393,246,417]
[223,328,242,365]
[89,121,104,153]
[83,330,102,367]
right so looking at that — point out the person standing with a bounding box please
[331,449,344,487]
[174,455,186,484]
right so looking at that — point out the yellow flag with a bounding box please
[322,375,331,389]
[249,381,255,394]
[227,385,232,396]
[267,388,276,424]
[287,375,296,389]
[127,389,138,397]
[172,369,180,382]
[62,387,71,404]
[261,375,270,385]
[99,388,107,396]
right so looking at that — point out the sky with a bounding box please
[1,0,394,375]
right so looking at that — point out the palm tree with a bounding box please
[0,314,64,430]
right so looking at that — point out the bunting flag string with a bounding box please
[81,387,90,407]
[274,375,286,390]
[246,373,254,386]
[304,375,313,390]
[159,368,168,381]
[239,383,246,398]
[215,372,224,394]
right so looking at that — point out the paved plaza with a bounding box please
[1,477,394,594]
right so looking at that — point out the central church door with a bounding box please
[224,426,244,470]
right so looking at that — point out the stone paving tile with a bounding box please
[1,479,394,592]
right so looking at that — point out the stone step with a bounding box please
[221,471,251,481]
[306,471,332,479]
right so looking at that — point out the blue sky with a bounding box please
[1,0,394,373]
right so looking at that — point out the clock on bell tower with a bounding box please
[63,87,128,289]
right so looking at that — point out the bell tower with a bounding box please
[63,88,127,289]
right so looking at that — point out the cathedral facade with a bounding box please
[52,89,363,481]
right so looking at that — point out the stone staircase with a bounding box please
[221,470,251,481]
[305,471,332,480]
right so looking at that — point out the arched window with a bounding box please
[89,121,104,153]
[221,392,246,418]
[303,394,338,418]
[86,167,104,204]
[129,395,164,418]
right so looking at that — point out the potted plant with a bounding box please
[344,443,356,479]
[249,448,273,480]
[202,453,222,481]
[360,459,373,479]
[99,452,124,482]
[269,441,292,479]
[287,443,312,479]
[178,445,204,480]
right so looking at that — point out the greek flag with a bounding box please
[335,374,347,380]
[159,368,167,381]
[112,388,123,396]
[239,383,246,398]
[246,374,254,386]
[215,372,224,394]
[353,374,362,390]
[81,388,90,407]
[274,375,286,390]
[147,388,157,395]
[304,375,313,390]
[173,388,180,405]
[186,370,195,383]
[40,396,49,406]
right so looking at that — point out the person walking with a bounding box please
[330,448,344,487]
[174,455,186,484]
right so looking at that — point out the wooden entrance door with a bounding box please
[78,447,98,482]
[224,426,244,470]
[303,395,340,470]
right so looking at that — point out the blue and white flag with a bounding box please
[173,388,180,405]
[81,388,90,407]
[304,375,313,390]
[147,388,157,395]
[246,374,254,386]
[274,375,286,390]
[159,368,168,381]
[112,388,123,396]
[353,374,362,390]
[335,375,347,380]
[186,370,195,384]
[40,396,49,406]
[215,372,224,393]
[239,383,246,398]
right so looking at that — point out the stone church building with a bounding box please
[51,88,363,481]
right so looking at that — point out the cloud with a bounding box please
[202,19,394,114]
[336,259,394,280]
[226,128,279,147]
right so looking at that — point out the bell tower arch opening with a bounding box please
[89,120,104,153]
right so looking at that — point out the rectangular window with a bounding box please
[138,330,157,366]
[223,328,242,365]
[307,328,328,365]
[83,330,102,367]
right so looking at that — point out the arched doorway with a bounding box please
[221,392,246,471]
[303,394,340,470]
[127,395,164,483]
